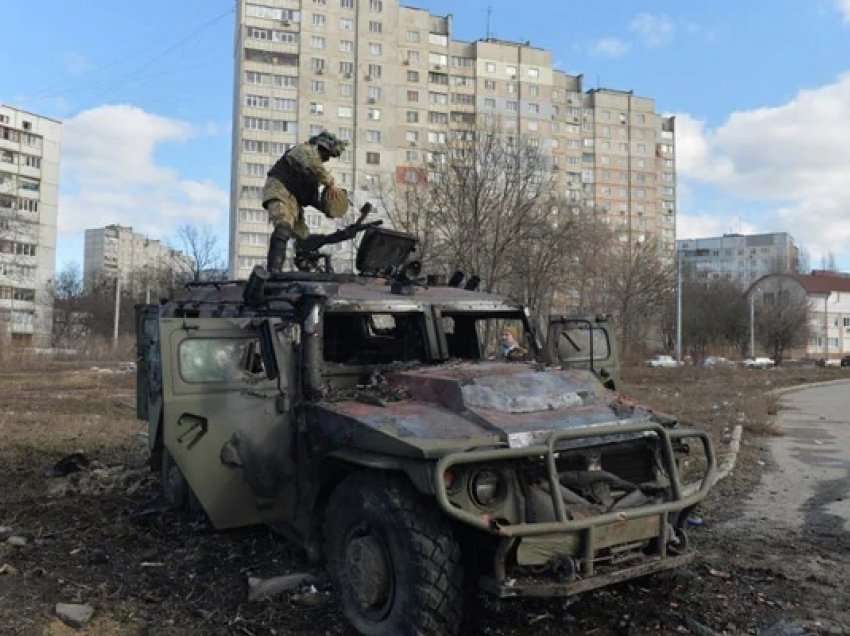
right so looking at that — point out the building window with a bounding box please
[528,120,538,131]
[528,103,540,114]
[244,162,266,177]
[506,65,517,77]
[338,106,353,118]
[338,127,353,141]
[339,83,353,97]
[406,50,420,64]
[368,86,382,101]
[406,111,419,123]
[367,63,382,79]
[240,208,268,224]
[340,0,354,7]
[368,20,382,33]
[506,101,518,112]
[451,93,474,105]
[405,29,420,42]
[312,13,326,27]
[428,32,448,46]
[369,42,382,56]
[339,17,353,30]
[405,150,419,162]
[311,58,325,73]
[339,61,354,76]
[310,80,325,94]
[366,130,382,143]
[407,70,420,82]
[309,124,323,136]
[245,94,269,108]
[429,111,448,125]
[484,98,496,109]
[429,53,448,66]
[369,0,383,10]
[310,102,324,115]
[366,152,380,165]
[407,90,419,102]
[428,72,448,85]
[339,39,353,53]
[427,130,447,144]
[367,108,381,121]
[528,67,540,79]
[405,130,419,143]
[429,92,448,105]
[310,35,325,48]
[483,79,496,91]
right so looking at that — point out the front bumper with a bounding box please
[434,422,716,582]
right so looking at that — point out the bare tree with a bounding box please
[174,224,226,282]
[754,280,810,365]
[820,251,838,273]
[680,279,750,362]
[49,262,87,347]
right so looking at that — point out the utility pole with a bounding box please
[749,292,756,358]
[675,248,682,361]
[112,276,121,348]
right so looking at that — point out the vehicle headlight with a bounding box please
[470,470,505,508]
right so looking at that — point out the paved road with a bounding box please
[738,380,850,538]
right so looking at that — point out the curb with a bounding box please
[768,377,850,398]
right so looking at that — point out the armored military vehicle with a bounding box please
[136,208,716,636]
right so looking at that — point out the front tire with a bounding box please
[325,472,464,636]
[160,447,201,513]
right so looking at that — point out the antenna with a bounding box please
[486,5,492,39]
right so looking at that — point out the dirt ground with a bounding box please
[1,362,849,635]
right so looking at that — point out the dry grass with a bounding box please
[0,335,136,371]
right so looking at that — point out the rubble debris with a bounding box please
[291,584,324,607]
[0,563,19,575]
[760,620,816,636]
[55,603,94,629]
[6,535,28,547]
[46,461,150,498]
[247,572,318,602]
[0,526,13,540]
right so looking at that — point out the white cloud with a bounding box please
[674,72,850,263]
[838,0,850,23]
[590,37,631,58]
[59,105,228,240]
[677,213,758,241]
[628,13,675,47]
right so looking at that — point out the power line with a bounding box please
[28,5,234,103]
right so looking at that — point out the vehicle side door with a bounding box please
[159,316,296,529]
[546,316,620,389]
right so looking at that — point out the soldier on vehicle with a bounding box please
[262,131,349,272]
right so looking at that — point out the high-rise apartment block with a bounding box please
[229,0,677,278]
[676,232,800,285]
[0,105,62,346]
[83,225,192,292]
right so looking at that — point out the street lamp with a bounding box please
[749,286,760,359]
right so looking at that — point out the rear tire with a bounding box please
[325,472,464,636]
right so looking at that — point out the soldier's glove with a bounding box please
[272,224,293,241]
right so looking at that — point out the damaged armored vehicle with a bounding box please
[136,207,716,636]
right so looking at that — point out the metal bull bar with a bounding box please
[434,421,717,540]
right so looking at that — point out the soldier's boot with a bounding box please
[267,225,292,273]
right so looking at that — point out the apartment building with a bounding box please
[0,105,62,347]
[677,232,800,286]
[83,225,192,292]
[229,0,677,277]
[747,271,850,360]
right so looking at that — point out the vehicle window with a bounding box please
[556,323,611,362]
[179,338,264,383]
[324,312,426,364]
[442,313,530,360]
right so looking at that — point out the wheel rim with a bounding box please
[343,523,395,622]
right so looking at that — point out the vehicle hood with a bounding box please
[310,362,653,459]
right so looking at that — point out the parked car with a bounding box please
[645,355,682,368]
[816,358,842,368]
[742,357,775,369]
[842,355,850,368]
[703,356,735,368]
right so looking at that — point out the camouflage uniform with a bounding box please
[262,132,347,272]
[263,143,337,240]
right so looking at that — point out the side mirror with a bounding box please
[259,320,279,381]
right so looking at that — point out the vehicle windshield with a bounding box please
[440,311,531,361]
[323,311,427,365]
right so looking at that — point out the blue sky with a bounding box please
[3,0,850,271]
